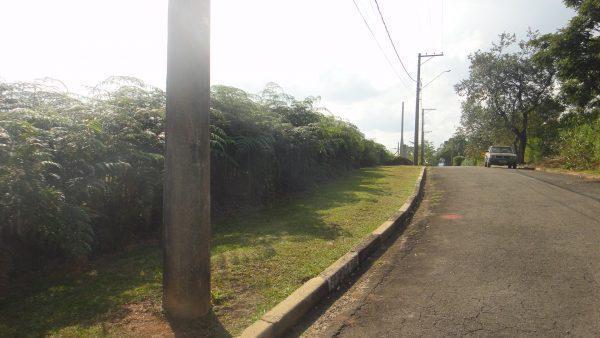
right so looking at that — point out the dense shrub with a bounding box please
[452,156,465,166]
[0,78,166,282]
[461,158,480,166]
[0,78,391,282]
[557,116,600,170]
[209,84,391,210]
[386,156,413,166]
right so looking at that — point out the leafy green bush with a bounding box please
[209,84,391,210]
[461,158,480,166]
[0,78,391,281]
[557,116,600,169]
[386,156,413,165]
[452,156,466,166]
[0,79,166,279]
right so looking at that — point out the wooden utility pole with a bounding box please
[400,101,404,157]
[413,52,443,166]
[163,0,211,320]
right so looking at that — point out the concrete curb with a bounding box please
[239,167,427,338]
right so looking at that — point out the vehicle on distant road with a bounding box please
[484,146,517,169]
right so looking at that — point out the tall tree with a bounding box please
[534,0,600,116]
[434,132,468,166]
[456,33,556,163]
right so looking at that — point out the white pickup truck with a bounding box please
[484,146,517,169]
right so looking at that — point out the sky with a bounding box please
[0,0,575,150]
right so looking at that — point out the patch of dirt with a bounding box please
[110,300,174,337]
[108,281,262,337]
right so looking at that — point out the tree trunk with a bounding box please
[0,240,10,298]
[518,112,529,164]
[517,130,527,164]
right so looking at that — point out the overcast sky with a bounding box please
[0,0,574,150]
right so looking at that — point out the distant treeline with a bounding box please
[0,78,391,285]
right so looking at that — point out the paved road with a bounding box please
[292,167,600,337]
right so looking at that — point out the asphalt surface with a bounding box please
[292,167,600,337]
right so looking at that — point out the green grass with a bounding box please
[536,165,600,179]
[561,167,600,177]
[0,166,422,336]
[0,245,163,336]
[581,168,600,177]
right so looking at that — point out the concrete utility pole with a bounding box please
[400,101,405,157]
[421,108,425,165]
[413,53,421,166]
[421,108,436,165]
[163,0,211,320]
[413,52,443,166]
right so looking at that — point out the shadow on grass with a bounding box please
[0,167,389,336]
[0,245,164,336]
[212,168,388,252]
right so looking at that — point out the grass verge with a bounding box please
[534,166,600,179]
[0,166,422,336]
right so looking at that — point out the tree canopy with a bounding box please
[535,0,600,115]
[455,33,557,163]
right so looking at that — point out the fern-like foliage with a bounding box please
[0,78,392,279]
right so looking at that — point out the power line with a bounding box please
[351,0,409,88]
[373,0,417,82]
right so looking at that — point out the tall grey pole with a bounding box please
[421,108,425,165]
[164,0,211,320]
[413,53,421,165]
[420,108,435,165]
[400,101,404,157]
[413,52,443,166]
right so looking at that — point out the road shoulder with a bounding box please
[289,170,439,337]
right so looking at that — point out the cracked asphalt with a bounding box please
[291,166,600,337]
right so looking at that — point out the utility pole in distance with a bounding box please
[163,0,211,321]
[413,52,443,165]
[421,108,436,165]
[400,101,404,157]
[421,108,425,165]
[413,53,421,165]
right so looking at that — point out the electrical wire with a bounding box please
[351,0,410,88]
[372,0,417,82]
